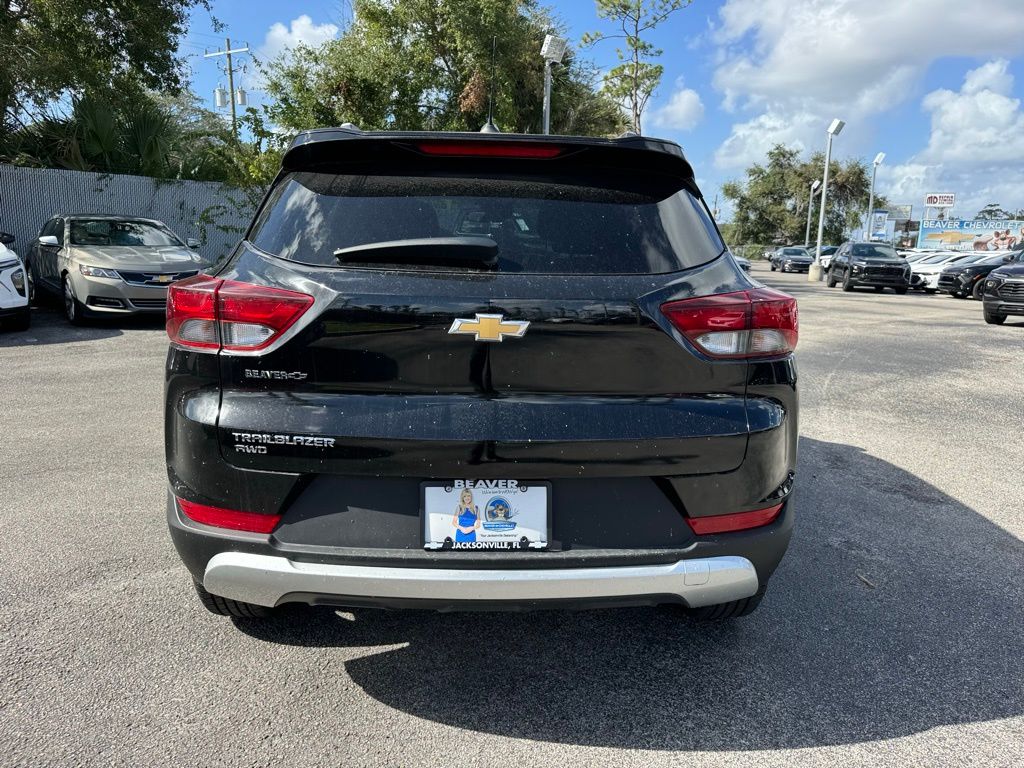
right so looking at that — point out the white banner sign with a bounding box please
[924,193,955,208]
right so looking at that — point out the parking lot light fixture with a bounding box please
[865,152,885,240]
[810,118,845,282]
[805,179,822,247]
[541,34,568,135]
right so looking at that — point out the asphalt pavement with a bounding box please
[1,264,1022,767]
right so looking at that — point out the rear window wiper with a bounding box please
[333,237,498,269]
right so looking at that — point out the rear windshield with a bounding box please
[248,172,724,274]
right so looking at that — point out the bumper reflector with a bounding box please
[686,503,784,535]
[177,498,281,534]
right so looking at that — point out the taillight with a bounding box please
[166,276,314,352]
[415,141,564,159]
[686,503,783,535]
[661,287,797,358]
[177,497,282,534]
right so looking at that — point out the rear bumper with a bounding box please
[203,551,759,610]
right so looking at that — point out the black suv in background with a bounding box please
[982,254,1024,324]
[165,129,798,621]
[940,249,1022,299]
[827,241,911,293]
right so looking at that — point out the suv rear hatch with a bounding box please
[176,133,768,479]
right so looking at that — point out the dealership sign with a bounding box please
[917,218,1024,250]
[924,193,955,207]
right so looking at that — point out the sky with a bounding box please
[181,0,1024,222]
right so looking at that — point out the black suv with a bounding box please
[827,241,911,293]
[982,253,1024,324]
[941,249,1022,300]
[165,130,798,620]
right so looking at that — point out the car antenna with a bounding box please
[480,35,501,133]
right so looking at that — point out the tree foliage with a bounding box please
[0,0,207,137]
[722,144,886,246]
[975,202,1024,220]
[582,0,690,134]
[260,0,627,137]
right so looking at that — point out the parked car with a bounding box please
[732,253,752,272]
[770,247,813,272]
[982,255,1024,325]
[938,250,1020,299]
[0,231,30,330]
[909,250,977,293]
[26,214,205,325]
[165,129,798,621]
[826,241,911,293]
[817,245,839,269]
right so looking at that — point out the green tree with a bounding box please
[722,144,885,246]
[975,203,1016,220]
[582,0,691,134]
[0,0,208,137]
[260,0,626,136]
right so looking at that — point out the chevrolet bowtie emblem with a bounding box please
[448,314,529,342]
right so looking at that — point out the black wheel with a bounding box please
[924,288,937,295]
[874,286,885,292]
[62,275,88,325]
[826,269,837,288]
[984,307,1006,325]
[894,287,908,295]
[193,580,270,618]
[8,307,30,331]
[972,280,986,300]
[841,273,854,292]
[680,590,764,621]
[769,263,776,272]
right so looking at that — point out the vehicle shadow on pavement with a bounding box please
[237,436,1024,751]
[0,305,164,347]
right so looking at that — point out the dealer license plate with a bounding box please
[422,480,550,551]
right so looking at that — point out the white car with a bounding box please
[910,251,980,292]
[0,232,30,331]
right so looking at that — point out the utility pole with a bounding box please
[204,38,249,141]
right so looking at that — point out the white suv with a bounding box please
[0,232,30,331]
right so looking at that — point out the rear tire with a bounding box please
[193,580,271,618]
[826,270,837,288]
[769,263,776,272]
[682,591,764,620]
[984,308,1006,325]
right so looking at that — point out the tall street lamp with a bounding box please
[865,151,885,240]
[540,34,568,135]
[809,118,845,282]
[804,178,821,247]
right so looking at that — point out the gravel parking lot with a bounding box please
[2,262,1022,767]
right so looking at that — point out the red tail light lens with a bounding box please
[415,141,564,159]
[661,288,798,358]
[686,503,783,535]
[177,497,282,534]
[167,276,314,352]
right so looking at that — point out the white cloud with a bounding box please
[879,60,1024,217]
[709,0,1024,168]
[649,85,705,131]
[261,15,339,63]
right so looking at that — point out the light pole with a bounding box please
[804,179,821,247]
[809,118,845,282]
[865,151,885,240]
[540,34,568,135]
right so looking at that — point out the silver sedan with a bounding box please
[26,214,208,324]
